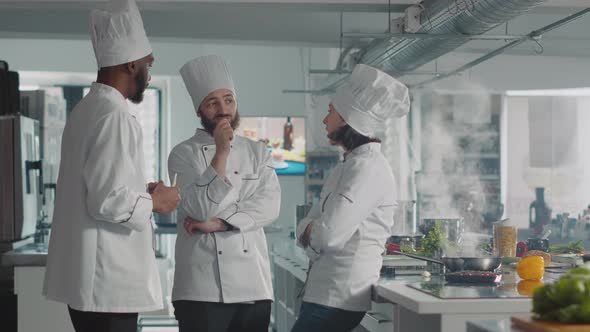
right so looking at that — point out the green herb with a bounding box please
[548,240,585,254]
[417,222,445,258]
[400,244,416,253]
[480,242,493,255]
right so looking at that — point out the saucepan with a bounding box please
[393,250,502,272]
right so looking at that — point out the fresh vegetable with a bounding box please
[517,280,544,297]
[517,256,545,280]
[549,240,586,254]
[416,222,445,258]
[532,263,590,323]
[400,244,416,253]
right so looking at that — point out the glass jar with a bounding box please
[494,225,518,257]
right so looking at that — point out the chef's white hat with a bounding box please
[90,0,152,68]
[331,64,410,137]
[180,55,236,113]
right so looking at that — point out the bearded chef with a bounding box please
[168,55,281,332]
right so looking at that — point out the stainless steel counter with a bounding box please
[1,243,48,267]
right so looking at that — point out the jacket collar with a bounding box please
[194,128,215,144]
[90,82,127,106]
[343,142,381,161]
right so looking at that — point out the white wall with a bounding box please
[0,38,308,146]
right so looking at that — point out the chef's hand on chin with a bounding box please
[151,181,181,214]
[184,216,229,234]
[213,119,233,154]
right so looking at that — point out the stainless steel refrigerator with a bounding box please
[20,90,67,226]
[0,114,42,244]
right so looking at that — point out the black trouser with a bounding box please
[68,306,138,332]
[173,300,271,332]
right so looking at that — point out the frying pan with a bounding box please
[393,251,502,272]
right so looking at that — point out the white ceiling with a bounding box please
[0,0,587,48]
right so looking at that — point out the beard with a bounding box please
[200,110,241,134]
[129,69,148,104]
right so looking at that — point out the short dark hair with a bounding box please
[328,124,381,151]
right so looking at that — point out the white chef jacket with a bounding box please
[168,129,280,303]
[43,82,162,313]
[296,142,396,312]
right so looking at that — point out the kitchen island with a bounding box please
[271,238,560,332]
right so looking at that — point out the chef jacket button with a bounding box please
[234,171,238,175]
[204,147,208,151]
[243,249,248,253]
[218,251,222,255]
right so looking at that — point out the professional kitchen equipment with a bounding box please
[0,115,42,243]
[527,238,550,252]
[0,60,20,116]
[0,115,42,332]
[394,251,502,273]
[20,90,66,226]
[445,270,501,284]
[407,277,527,299]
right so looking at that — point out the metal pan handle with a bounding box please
[392,250,444,265]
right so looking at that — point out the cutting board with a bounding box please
[511,316,590,332]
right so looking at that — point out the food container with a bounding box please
[494,225,517,257]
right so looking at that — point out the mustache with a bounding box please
[215,114,232,119]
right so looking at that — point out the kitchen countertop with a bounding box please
[269,235,571,315]
[1,242,48,267]
[2,225,289,267]
[375,277,533,315]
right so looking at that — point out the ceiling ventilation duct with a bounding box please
[359,0,546,76]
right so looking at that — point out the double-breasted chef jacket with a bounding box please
[297,142,396,312]
[169,129,281,303]
[44,82,162,313]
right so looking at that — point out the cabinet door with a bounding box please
[15,266,74,332]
